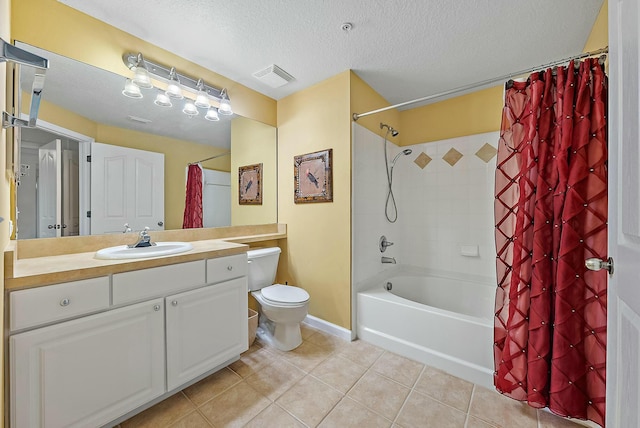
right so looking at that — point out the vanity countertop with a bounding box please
[4,224,286,291]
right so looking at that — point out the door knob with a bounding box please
[48,224,54,229]
[158,221,164,226]
[585,257,614,275]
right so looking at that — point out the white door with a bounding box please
[62,148,80,236]
[165,278,248,391]
[91,143,164,234]
[202,169,231,227]
[10,299,166,428]
[38,139,61,238]
[606,1,640,426]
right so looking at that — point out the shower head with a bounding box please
[391,149,413,165]
[380,123,399,137]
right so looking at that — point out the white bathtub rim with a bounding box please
[359,287,493,326]
[354,264,497,294]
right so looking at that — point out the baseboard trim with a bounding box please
[303,315,352,341]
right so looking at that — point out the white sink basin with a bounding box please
[95,242,193,260]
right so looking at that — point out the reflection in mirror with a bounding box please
[14,42,277,239]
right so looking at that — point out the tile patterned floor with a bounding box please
[119,323,588,428]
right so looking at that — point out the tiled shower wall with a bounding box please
[352,123,499,291]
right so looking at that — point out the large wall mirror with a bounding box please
[14,42,277,239]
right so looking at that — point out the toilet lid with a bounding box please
[261,284,309,304]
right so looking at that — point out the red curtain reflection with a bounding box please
[183,164,203,229]
[494,58,607,427]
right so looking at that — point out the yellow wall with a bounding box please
[584,0,608,52]
[11,0,276,127]
[277,71,352,329]
[1,0,9,420]
[399,86,504,145]
[350,72,401,142]
[231,117,278,225]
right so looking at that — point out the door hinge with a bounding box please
[86,211,91,218]
[86,155,91,162]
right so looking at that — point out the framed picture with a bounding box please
[238,163,263,205]
[294,149,333,203]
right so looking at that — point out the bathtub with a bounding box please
[357,272,496,389]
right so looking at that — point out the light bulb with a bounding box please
[122,79,143,98]
[195,91,210,109]
[218,97,233,115]
[166,82,183,99]
[154,93,172,107]
[132,67,153,89]
[165,67,183,99]
[182,100,199,116]
[204,107,220,121]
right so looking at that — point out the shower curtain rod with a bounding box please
[188,151,230,165]
[352,46,609,121]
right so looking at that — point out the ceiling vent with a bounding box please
[252,64,294,88]
[127,115,152,124]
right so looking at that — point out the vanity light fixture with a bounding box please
[204,107,220,121]
[122,52,232,120]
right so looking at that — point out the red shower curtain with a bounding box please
[183,164,203,229]
[494,58,607,427]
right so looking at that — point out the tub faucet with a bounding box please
[381,256,396,264]
[128,227,156,248]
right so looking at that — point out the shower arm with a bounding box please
[1,37,49,129]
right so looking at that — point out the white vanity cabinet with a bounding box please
[10,298,166,428]
[166,277,248,390]
[9,253,249,428]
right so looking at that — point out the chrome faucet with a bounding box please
[123,223,132,233]
[128,227,156,248]
[381,256,396,264]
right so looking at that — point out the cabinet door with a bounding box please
[11,299,165,428]
[166,277,248,390]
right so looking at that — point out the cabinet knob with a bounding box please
[227,266,233,271]
[153,304,161,311]
[172,300,178,306]
[60,298,70,307]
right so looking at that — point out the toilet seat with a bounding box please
[260,284,309,306]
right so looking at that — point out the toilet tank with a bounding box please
[246,247,281,291]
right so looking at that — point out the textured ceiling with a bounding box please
[58,0,604,109]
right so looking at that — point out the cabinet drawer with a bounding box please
[10,277,110,331]
[206,253,247,284]
[112,260,206,305]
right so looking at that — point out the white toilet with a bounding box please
[247,247,310,351]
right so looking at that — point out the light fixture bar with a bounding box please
[123,52,227,101]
